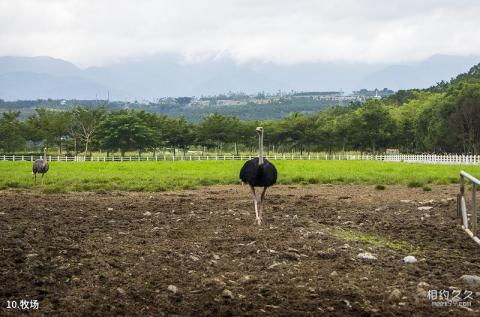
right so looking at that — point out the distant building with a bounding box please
[292,91,343,97]
[353,88,394,99]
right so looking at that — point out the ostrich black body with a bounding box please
[33,159,49,174]
[240,158,277,187]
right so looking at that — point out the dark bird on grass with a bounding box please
[240,127,277,225]
[32,147,49,185]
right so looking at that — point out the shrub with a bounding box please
[407,181,423,188]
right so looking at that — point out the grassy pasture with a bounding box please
[1,160,479,193]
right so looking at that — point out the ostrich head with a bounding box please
[256,127,264,134]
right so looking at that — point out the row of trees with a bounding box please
[1,82,479,155]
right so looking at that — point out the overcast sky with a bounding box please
[1,0,480,67]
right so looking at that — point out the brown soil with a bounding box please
[1,185,480,316]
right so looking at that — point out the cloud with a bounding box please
[0,0,480,67]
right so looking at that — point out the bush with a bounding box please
[375,184,386,190]
[407,181,423,188]
[422,186,432,192]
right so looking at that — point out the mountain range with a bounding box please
[0,54,479,101]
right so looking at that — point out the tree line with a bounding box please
[1,64,480,156]
[0,96,339,122]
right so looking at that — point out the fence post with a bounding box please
[459,174,465,225]
[473,183,478,236]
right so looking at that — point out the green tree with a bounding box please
[196,113,242,153]
[70,106,106,156]
[98,110,155,156]
[0,111,26,152]
[26,109,72,154]
[351,100,396,152]
[165,116,195,156]
[445,83,480,154]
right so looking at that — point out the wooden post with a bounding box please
[457,193,462,224]
[459,174,465,225]
[473,183,478,236]
[461,196,469,229]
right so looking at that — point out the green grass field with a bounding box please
[1,160,479,193]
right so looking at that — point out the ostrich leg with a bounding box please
[249,185,260,224]
[41,174,44,185]
[258,187,267,225]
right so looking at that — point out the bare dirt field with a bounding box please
[1,185,480,316]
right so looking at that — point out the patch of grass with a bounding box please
[423,186,432,192]
[5,181,21,188]
[292,176,305,183]
[407,180,424,188]
[375,184,386,190]
[333,228,421,254]
[5,181,28,189]
[42,185,67,193]
[181,183,197,190]
[0,160,479,192]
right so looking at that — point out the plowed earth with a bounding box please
[1,185,480,316]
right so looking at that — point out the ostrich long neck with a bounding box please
[44,149,47,162]
[258,132,264,165]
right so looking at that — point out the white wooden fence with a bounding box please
[1,153,480,164]
[457,171,480,245]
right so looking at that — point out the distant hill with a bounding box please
[0,71,112,100]
[0,56,116,100]
[359,55,480,90]
[0,56,81,76]
[446,62,480,86]
[0,54,479,100]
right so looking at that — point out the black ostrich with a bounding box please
[240,127,277,225]
[32,147,49,185]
